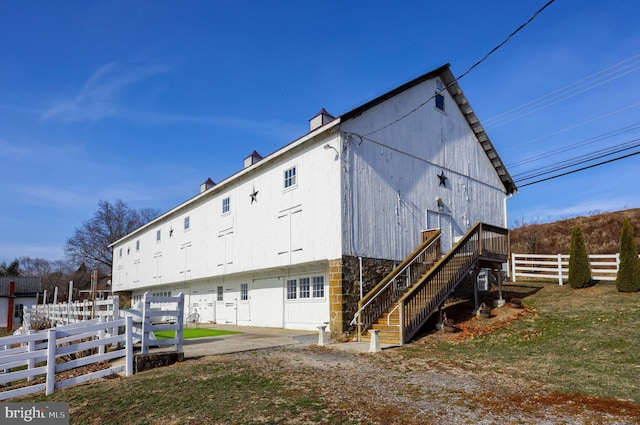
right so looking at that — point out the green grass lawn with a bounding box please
[154,328,240,339]
[422,281,640,402]
[13,281,640,423]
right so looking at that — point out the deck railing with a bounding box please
[398,222,509,344]
[355,230,442,339]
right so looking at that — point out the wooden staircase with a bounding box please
[356,222,509,346]
[363,306,401,344]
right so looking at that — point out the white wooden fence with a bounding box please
[24,292,184,356]
[126,292,184,355]
[24,296,120,328]
[510,253,637,285]
[0,316,134,401]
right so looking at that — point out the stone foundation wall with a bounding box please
[134,352,184,374]
[329,255,396,339]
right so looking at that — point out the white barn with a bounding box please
[111,64,516,341]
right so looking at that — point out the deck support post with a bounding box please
[435,305,443,330]
[494,268,506,307]
[473,268,480,314]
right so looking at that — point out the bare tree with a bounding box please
[65,199,160,273]
[18,256,53,278]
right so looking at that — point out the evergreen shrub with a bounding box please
[568,224,592,288]
[616,217,640,292]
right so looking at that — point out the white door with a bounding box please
[216,287,237,324]
[237,283,250,323]
[427,210,453,253]
[249,278,284,328]
[198,291,215,323]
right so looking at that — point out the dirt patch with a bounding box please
[224,340,639,424]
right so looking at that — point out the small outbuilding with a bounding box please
[0,277,43,331]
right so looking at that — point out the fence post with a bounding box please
[511,253,517,282]
[125,315,133,377]
[45,327,56,395]
[176,293,184,352]
[557,254,564,285]
[98,316,105,355]
[23,307,31,331]
[141,292,149,355]
[27,330,35,382]
[111,296,120,339]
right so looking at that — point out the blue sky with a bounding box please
[2,0,640,264]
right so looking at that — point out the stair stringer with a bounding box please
[399,256,480,345]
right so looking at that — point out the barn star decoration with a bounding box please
[250,187,259,204]
[437,171,448,187]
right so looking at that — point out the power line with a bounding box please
[457,0,556,81]
[517,150,640,188]
[502,101,640,154]
[514,139,640,182]
[344,132,508,193]
[364,0,555,137]
[485,53,640,129]
[508,121,640,168]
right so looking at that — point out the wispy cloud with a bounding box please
[41,62,170,122]
[12,184,91,209]
[129,111,304,142]
[38,62,303,141]
[0,138,83,160]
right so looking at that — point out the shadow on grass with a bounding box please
[412,283,545,338]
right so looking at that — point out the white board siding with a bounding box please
[340,77,507,261]
[130,265,329,330]
[113,136,342,292]
[112,68,512,333]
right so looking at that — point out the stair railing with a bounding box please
[353,230,442,340]
[398,222,509,344]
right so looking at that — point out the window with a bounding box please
[156,229,161,242]
[313,276,325,298]
[284,166,297,189]
[285,275,325,300]
[136,240,140,251]
[14,304,23,318]
[222,197,230,214]
[184,216,190,230]
[240,283,248,301]
[217,286,223,302]
[435,93,445,112]
[119,248,122,257]
[299,277,310,298]
[286,279,297,299]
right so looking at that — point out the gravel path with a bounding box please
[230,343,640,424]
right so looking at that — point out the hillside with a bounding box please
[509,208,640,254]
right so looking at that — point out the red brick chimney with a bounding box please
[6,281,15,331]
